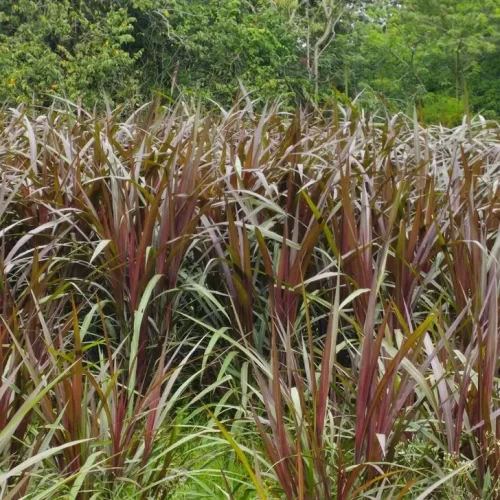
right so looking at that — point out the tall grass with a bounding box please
[1,99,499,498]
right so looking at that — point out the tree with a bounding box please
[0,0,499,120]
[0,0,141,105]
[346,0,500,119]
[134,0,307,105]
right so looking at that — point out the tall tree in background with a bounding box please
[405,0,500,117]
[278,0,364,95]
[133,0,304,104]
[282,0,351,94]
[0,0,142,105]
[347,0,500,121]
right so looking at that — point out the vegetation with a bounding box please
[1,97,500,498]
[1,1,500,497]
[1,1,500,120]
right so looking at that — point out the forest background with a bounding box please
[2,0,500,124]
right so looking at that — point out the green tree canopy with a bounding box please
[0,0,499,120]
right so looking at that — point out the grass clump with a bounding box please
[1,99,499,498]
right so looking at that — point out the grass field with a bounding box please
[1,100,499,498]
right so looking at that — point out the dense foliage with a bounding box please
[1,100,499,498]
[1,0,500,120]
